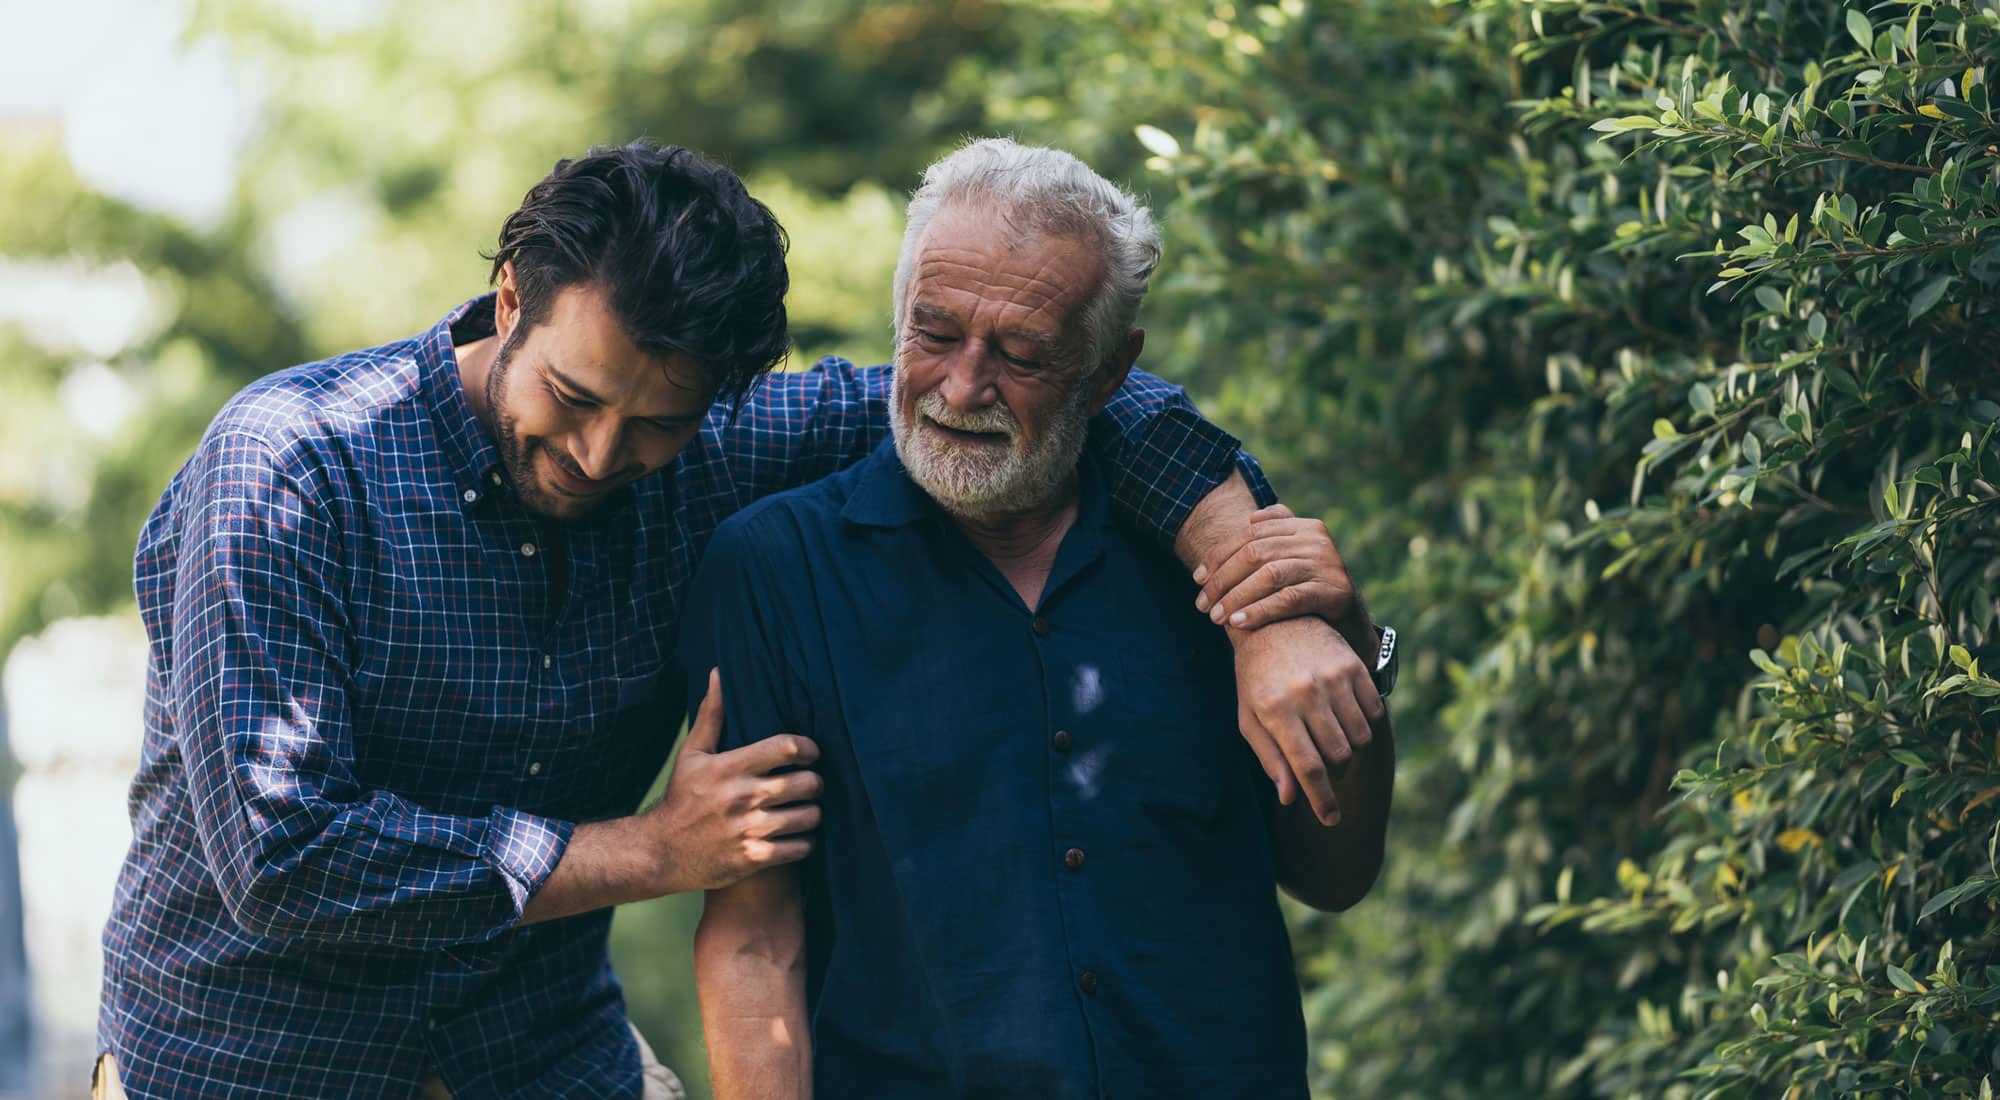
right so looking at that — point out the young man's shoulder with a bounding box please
[203,336,429,460]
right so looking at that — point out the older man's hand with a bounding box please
[1193,504,1376,661]
[1229,616,1383,825]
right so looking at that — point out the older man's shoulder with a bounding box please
[708,459,875,561]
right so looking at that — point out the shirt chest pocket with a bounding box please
[1098,647,1243,829]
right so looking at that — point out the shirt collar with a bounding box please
[420,293,508,502]
[840,441,941,529]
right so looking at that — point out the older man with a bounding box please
[680,139,1398,1099]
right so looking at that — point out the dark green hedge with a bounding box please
[981,0,2000,1095]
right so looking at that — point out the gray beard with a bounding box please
[889,365,1092,519]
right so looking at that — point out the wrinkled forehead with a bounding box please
[906,204,1106,326]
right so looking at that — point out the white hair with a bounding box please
[892,137,1163,370]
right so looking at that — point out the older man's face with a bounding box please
[891,205,1113,516]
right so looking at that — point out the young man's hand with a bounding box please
[644,669,823,894]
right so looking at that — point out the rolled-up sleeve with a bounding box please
[170,430,571,947]
[1090,368,1279,546]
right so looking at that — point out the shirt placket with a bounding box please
[1032,598,1111,1092]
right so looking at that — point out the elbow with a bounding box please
[219,862,311,940]
[1283,852,1385,914]
[695,903,806,979]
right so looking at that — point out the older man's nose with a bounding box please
[940,344,999,410]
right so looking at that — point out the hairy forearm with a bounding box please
[520,817,668,925]
[1179,474,1376,658]
[1174,470,1259,574]
[1275,707,1396,911]
[696,888,811,1100]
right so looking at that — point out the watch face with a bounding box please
[1373,625,1398,697]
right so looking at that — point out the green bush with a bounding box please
[981,0,2000,1095]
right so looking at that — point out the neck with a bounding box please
[950,477,1080,608]
[454,332,500,435]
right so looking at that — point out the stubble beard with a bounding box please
[485,330,590,523]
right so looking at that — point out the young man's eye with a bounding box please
[549,386,594,409]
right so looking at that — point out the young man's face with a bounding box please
[487,279,710,521]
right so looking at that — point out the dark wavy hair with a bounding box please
[487,142,791,405]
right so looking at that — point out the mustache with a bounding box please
[918,390,1018,437]
[541,442,641,485]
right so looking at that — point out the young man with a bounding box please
[98,141,1377,1097]
[684,139,1397,1099]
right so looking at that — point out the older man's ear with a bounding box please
[1087,327,1146,416]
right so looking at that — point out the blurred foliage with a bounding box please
[7,0,1999,1098]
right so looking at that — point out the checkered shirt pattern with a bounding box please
[97,294,1273,1098]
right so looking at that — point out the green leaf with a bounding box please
[1653,418,1680,440]
[1908,275,1953,322]
[1846,9,1875,51]
[1133,124,1181,158]
[1690,383,1716,417]
[1951,645,1973,670]
[1886,965,1922,993]
[1590,115,1661,134]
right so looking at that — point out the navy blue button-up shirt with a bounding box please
[679,441,1308,1099]
[101,295,1273,1098]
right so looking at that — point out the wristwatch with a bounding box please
[1371,624,1398,699]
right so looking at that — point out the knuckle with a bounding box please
[1297,760,1329,785]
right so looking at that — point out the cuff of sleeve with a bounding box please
[1112,405,1252,547]
[1235,449,1279,508]
[484,806,575,915]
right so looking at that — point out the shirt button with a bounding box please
[1031,616,1052,638]
[527,761,543,776]
[462,489,478,504]
[1078,970,1100,995]
[541,654,552,670]
[425,1018,440,1031]
[1052,730,1073,752]
[520,542,537,558]
[1063,847,1085,870]
[490,471,503,486]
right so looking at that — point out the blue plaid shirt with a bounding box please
[99,294,1273,1098]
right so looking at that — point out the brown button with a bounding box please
[1052,729,1073,752]
[1031,616,1052,637]
[1063,847,1085,870]
[1079,970,1100,995]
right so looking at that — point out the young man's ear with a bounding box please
[494,261,522,342]
[1085,328,1145,416]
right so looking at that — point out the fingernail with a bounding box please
[1209,604,1226,623]
[1194,594,1209,613]
[1192,564,1209,583]
[1229,611,1247,627]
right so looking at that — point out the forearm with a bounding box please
[1274,707,1396,911]
[696,885,811,1100]
[520,816,670,925]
